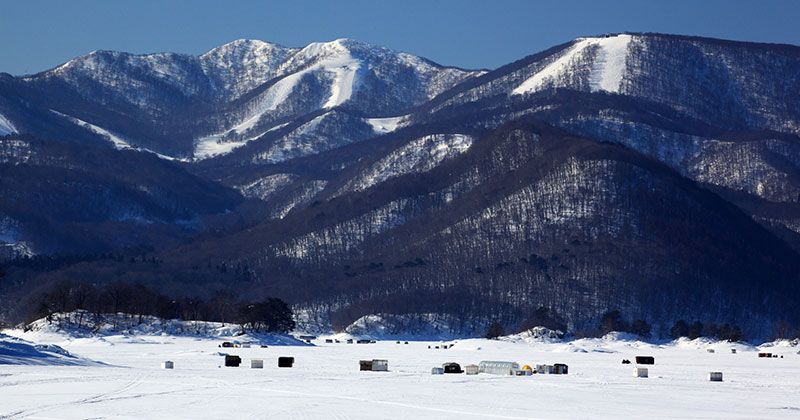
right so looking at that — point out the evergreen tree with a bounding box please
[670,320,689,339]
[485,322,505,339]
[600,310,628,334]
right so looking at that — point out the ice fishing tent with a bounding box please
[225,355,241,367]
[554,363,568,374]
[709,372,723,382]
[635,356,655,365]
[251,359,264,369]
[479,361,519,375]
[634,367,648,378]
[465,364,479,375]
[431,367,445,375]
[360,359,388,371]
[161,361,174,369]
[372,359,389,371]
[278,357,294,368]
[443,362,463,373]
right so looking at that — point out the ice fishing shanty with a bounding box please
[443,362,463,373]
[479,361,519,375]
[465,364,479,375]
[360,359,388,371]
[553,363,569,374]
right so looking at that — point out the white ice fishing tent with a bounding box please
[465,364,479,375]
[372,359,389,371]
[479,361,519,375]
[161,361,174,369]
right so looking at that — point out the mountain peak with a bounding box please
[201,39,291,58]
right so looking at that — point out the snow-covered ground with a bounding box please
[2,326,799,419]
[512,34,633,96]
[0,113,17,135]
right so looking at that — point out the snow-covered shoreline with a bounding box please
[2,323,799,419]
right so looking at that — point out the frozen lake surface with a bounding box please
[1,330,799,419]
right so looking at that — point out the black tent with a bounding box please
[360,360,373,371]
[224,355,241,367]
[443,362,463,374]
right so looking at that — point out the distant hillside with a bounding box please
[1,33,799,340]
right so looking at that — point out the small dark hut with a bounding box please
[360,360,373,371]
[278,357,295,368]
[554,363,568,374]
[443,362,463,374]
[225,355,241,367]
[635,356,655,365]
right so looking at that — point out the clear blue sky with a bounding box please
[1,0,799,75]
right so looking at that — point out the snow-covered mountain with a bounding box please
[408,33,800,249]
[2,38,479,160]
[2,33,800,339]
[424,33,800,135]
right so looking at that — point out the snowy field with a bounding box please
[2,330,800,419]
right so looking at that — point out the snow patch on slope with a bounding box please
[51,111,184,161]
[199,39,298,99]
[342,134,473,193]
[512,34,632,95]
[343,313,476,341]
[500,327,565,344]
[194,122,290,160]
[0,113,17,135]
[0,333,100,366]
[366,115,406,134]
[52,110,132,149]
[321,56,360,108]
[236,173,300,201]
[14,311,309,346]
[251,111,375,164]
[214,39,361,140]
[590,34,632,92]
